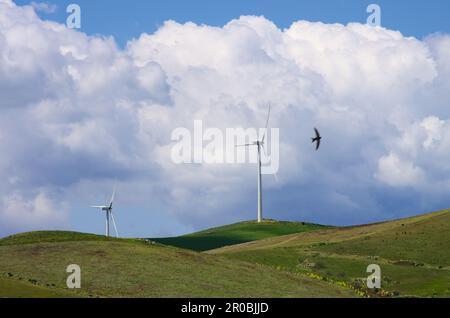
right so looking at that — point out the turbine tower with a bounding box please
[237,105,271,223]
[91,186,119,237]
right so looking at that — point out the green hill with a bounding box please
[151,220,328,251]
[0,276,72,298]
[210,210,450,297]
[0,231,355,298]
[2,210,449,298]
[0,231,123,246]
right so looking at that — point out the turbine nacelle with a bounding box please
[91,186,119,238]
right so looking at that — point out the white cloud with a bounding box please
[0,192,68,235]
[375,153,424,187]
[1,2,450,234]
[421,116,444,149]
[30,1,57,14]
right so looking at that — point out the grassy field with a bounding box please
[0,231,355,298]
[210,210,450,297]
[151,220,328,251]
[2,211,449,298]
[0,277,72,298]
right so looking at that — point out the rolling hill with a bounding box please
[1,210,449,298]
[209,210,450,297]
[0,231,355,298]
[150,220,328,251]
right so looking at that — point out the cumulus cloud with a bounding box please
[0,191,68,236]
[1,1,450,236]
[376,153,424,187]
[30,1,57,14]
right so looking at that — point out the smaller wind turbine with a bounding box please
[236,104,271,223]
[91,186,119,238]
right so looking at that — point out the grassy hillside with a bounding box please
[151,220,328,251]
[0,277,72,298]
[3,210,448,298]
[210,210,450,297]
[0,231,126,246]
[0,231,355,298]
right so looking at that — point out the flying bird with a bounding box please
[312,128,322,150]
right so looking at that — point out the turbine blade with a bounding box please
[91,206,106,209]
[109,184,116,207]
[274,172,279,183]
[235,143,254,147]
[261,143,278,181]
[110,213,119,238]
[261,104,271,144]
[261,143,268,157]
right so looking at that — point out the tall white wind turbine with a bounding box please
[91,186,119,237]
[236,105,271,223]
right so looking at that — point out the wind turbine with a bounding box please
[91,186,119,238]
[236,105,271,223]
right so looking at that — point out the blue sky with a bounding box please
[1,1,450,238]
[16,0,450,46]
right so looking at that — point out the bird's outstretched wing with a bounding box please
[314,128,320,139]
[313,128,321,150]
